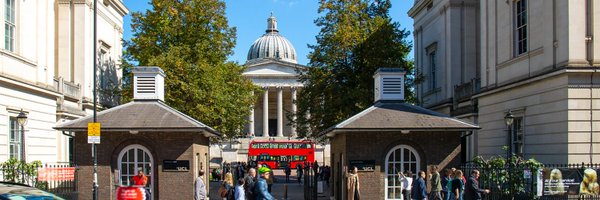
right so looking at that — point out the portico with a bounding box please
[244,60,302,138]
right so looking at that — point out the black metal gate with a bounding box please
[303,162,318,200]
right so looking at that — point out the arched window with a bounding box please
[384,145,420,200]
[118,144,153,197]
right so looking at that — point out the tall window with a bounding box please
[4,0,15,52]
[9,117,21,160]
[514,0,527,56]
[429,51,436,90]
[385,145,420,200]
[512,117,524,157]
[118,145,153,196]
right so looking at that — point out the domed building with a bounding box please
[210,14,330,169]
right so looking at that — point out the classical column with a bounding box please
[249,106,255,137]
[291,87,297,137]
[263,87,269,137]
[277,87,284,137]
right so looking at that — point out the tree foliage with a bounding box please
[472,153,543,198]
[294,0,413,137]
[123,0,259,139]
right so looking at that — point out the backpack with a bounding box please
[227,187,235,200]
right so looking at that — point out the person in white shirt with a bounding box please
[235,178,246,200]
[194,170,207,200]
[398,171,413,200]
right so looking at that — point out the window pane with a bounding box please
[128,149,134,161]
[137,149,143,162]
[388,188,394,198]
[128,164,134,174]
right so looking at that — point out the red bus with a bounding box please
[248,140,315,169]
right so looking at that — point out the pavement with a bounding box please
[209,169,331,200]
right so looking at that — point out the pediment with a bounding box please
[243,62,301,77]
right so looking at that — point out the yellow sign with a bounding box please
[88,123,101,136]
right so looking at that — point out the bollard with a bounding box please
[284,184,288,200]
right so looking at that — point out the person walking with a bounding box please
[412,170,427,200]
[451,170,465,200]
[323,166,331,187]
[235,178,246,200]
[402,171,413,200]
[244,168,257,200]
[346,166,360,200]
[429,165,443,200]
[222,173,235,200]
[297,163,304,184]
[194,170,207,200]
[255,167,275,200]
[464,170,490,200]
[265,167,274,193]
[442,169,453,200]
[284,164,291,183]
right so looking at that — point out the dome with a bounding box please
[247,14,297,64]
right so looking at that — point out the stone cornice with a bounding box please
[108,0,129,17]
[408,0,431,18]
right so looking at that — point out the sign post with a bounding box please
[88,123,101,144]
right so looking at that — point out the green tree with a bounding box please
[294,0,413,137]
[123,0,259,139]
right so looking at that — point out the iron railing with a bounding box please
[461,163,600,200]
[0,162,78,199]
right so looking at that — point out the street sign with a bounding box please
[88,122,101,144]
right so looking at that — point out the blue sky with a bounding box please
[123,0,415,65]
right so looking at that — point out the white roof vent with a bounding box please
[374,68,405,102]
[133,66,165,101]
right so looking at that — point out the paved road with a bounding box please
[209,169,331,200]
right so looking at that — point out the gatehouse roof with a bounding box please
[320,102,479,137]
[54,100,220,137]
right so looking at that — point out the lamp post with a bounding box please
[504,111,514,160]
[16,110,27,162]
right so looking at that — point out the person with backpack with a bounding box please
[244,168,257,200]
[255,167,274,200]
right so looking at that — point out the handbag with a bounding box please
[218,184,228,198]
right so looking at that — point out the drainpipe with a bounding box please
[586,0,594,164]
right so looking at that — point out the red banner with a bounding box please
[116,187,146,200]
[37,167,75,182]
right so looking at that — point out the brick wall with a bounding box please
[75,131,210,200]
[329,131,462,200]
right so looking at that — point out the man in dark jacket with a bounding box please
[411,171,427,200]
[244,168,257,200]
[464,170,490,200]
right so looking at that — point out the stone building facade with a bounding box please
[0,0,127,164]
[410,0,600,164]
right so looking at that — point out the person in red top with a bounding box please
[132,170,148,186]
